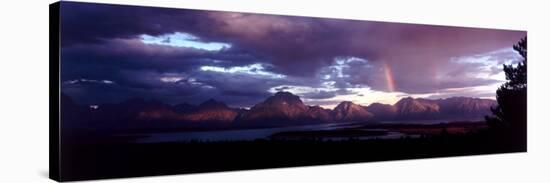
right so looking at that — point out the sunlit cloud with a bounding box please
[160,74,215,89]
[299,87,410,109]
[424,84,500,100]
[64,78,115,85]
[269,85,337,95]
[266,82,487,109]
[452,48,521,81]
[200,63,286,79]
[159,76,184,83]
[330,56,369,78]
[443,47,521,97]
[268,84,404,109]
[140,32,231,51]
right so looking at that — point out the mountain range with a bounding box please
[61,91,496,130]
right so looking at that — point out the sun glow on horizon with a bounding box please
[299,88,414,109]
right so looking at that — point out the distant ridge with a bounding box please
[61,92,496,130]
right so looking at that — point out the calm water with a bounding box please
[125,122,411,143]
[380,119,461,124]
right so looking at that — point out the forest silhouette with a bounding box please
[485,37,527,150]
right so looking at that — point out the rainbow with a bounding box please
[383,63,396,92]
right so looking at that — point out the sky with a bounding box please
[59,2,526,109]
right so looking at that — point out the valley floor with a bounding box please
[58,126,526,181]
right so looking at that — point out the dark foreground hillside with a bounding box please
[59,131,525,181]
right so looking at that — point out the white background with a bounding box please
[0,0,549,182]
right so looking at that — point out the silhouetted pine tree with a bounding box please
[485,37,527,146]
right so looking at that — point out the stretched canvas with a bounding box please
[50,1,527,181]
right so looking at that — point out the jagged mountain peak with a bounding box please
[62,91,497,128]
[333,101,373,122]
[264,92,304,105]
[198,98,229,110]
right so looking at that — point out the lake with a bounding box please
[123,122,416,143]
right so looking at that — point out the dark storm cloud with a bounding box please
[59,1,526,106]
[60,39,285,106]
[60,2,208,46]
